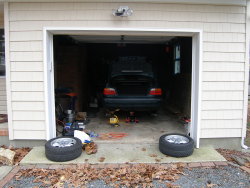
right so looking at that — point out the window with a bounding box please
[174,44,181,74]
[0,29,5,76]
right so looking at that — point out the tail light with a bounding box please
[103,88,117,95]
[149,88,162,95]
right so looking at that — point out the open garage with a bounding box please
[51,32,196,145]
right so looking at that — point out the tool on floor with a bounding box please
[181,116,191,136]
[63,121,85,136]
[65,92,77,111]
[126,111,139,123]
[109,114,119,127]
[107,109,120,127]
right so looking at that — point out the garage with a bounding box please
[1,0,247,151]
[47,29,201,148]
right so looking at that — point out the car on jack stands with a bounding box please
[102,57,162,114]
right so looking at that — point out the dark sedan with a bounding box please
[103,59,162,111]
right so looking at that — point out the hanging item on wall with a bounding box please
[165,43,170,53]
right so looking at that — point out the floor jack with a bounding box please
[108,109,120,127]
[126,112,139,123]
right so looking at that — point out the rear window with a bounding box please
[110,56,153,77]
[111,75,153,83]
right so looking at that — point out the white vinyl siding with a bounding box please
[6,2,246,139]
[202,82,244,91]
[12,102,44,111]
[200,129,242,138]
[10,41,43,51]
[13,130,45,139]
[13,121,46,131]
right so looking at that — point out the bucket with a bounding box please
[64,110,75,123]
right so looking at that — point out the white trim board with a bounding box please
[0,0,246,6]
[242,0,250,138]
[43,30,56,140]
[4,2,13,140]
[43,27,203,148]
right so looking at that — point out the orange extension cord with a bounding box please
[98,132,128,140]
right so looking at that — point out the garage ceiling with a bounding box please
[70,35,175,44]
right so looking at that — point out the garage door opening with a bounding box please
[52,34,194,144]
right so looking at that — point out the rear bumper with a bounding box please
[103,97,162,110]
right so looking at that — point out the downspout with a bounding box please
[241,138,249,149]
[241,0,250,150]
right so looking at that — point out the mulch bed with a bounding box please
[216,148,250,163]
[0,146,31,165]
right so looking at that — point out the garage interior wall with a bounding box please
[6,2,246,140]
[53,41,87,112]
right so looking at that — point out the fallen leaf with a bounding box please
[245,162,250,168]
[155,159,161,162]
[85,142,97,155]
[149,154,157,157]
[207,183,217,188]
[14,163,184,187]
[177,163,186,168]
[166,183,180,188]
[99,157,105,162]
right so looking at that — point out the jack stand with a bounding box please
[126,112,139,123]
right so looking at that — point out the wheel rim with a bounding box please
[164,135,189,144]
[51,138,76,147]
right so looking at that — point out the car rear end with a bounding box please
[103,74,162,111]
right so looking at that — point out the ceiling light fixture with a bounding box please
[113,6,133,17]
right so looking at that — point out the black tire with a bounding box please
[159,133,194,157]
[45,136,82,162]
[46,151,82,162]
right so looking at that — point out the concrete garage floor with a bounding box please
[85,110,186,144]
[20,110,226,164]
[20,144,226,165]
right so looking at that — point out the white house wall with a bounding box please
[6,2,247,139]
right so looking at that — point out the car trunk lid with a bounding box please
[111,75,153,96]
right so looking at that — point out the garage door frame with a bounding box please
[43,27,203,147]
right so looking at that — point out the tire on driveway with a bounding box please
[159,133,194,157]
[45,136,82,162]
